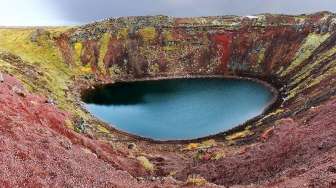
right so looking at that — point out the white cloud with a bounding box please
[0,0,67,26]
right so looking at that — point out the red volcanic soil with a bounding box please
[0,74,188,187]
[1,73,336,188]
[176,96,336,187]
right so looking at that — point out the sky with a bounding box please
[1,0,336,26]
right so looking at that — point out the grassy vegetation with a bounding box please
[138,27,157,44]
[280,33,330,77]
[137,156,154,173]
[0,28,86,118]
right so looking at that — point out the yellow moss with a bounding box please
[286,59,336,101]
[117,28,128,40]
[148,63,160,75]
[212,151,225,160]
[73,42,83,64]
[184,139,217,151]
[0,28,85,118]
[225,130,253,141]
[97,125,110,134]
[80,65,92,74]
[257,48,266,64]
[186,175,208,186]
[306,61,336,88]
[262,109,285,119]
[281,33,330,76]
[64,118,75,130]
[286,46,336,101]
[138,27,157,44]
[201,139,217,148]
[163,45,178,51]
[137,156,154,172]
[185,143,200,150]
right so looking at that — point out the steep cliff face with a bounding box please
[60,12,334,78]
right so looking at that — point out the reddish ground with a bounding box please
[0,74,189,187]
[1,73,336,188]
[176,97,336,187]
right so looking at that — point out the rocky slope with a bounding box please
[0,11,335,187]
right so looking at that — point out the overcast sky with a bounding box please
[1,0,336,26]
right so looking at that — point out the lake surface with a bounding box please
[82,78,274,140]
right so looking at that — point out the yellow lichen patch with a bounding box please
[306,61,336,88]
[201,139,217,148]
[281,33,330,76]
[73,42,83,65]
[286,59,336,101]
[163,45,178,52]
[186,175,208,186]
[225,129,253,141]
[117,28,129,40]
[137,156,154,173]
[184,139,217,151]
[212,151,225,160]
[257,47,266,65]
[64,118,74,130]
[185,143,200,150]
[96,125,110,134]
[285,46,336,101]
[80,65,92,74]
[148,63,160,75]
[290,45,336,87]
[138,27,157,44]
[262,109,285,120]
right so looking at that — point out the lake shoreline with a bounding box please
[80,74,280,144]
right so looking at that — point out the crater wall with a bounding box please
[56,11,336,140]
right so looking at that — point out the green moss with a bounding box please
[117,28,128,40]
[96,124,111,134]
[257,48,266,64]
[138,27,157,44]
[73,42,83,65]
[286,58,336,101]
[225,129,253,141]
[280,33,330,76]
[306,61,336,88]
[289,45,336,89]
[0,28,86,119]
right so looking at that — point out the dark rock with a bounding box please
[128,143,136,150]
[0,73,4,83]
[45,98,56,105]
[328,166,336,173]
[12,86,26,97]
[74,117,86,133]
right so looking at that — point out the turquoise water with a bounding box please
[82,78,273,140]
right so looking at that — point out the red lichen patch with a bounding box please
[80,40,101,74]
[262,27,308,73]
[103,36,126,77]
[0,74,187,187]
[210,33,233,73]
[54,33,74,65]
[176,97,336,187]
